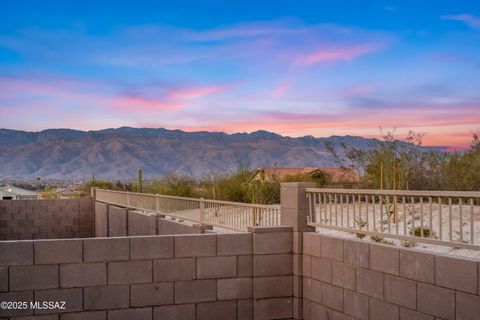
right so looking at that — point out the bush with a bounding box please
[370,235,384,242]
[283,171,326,187]
[326,130,480,191]
[144,174,196,197]
[410,226,431,238]
[138,167,280,204]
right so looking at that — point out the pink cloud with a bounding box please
[111,96,184,112]
[0,77,234,113]
[338,85,374,98]
[167,84,226,100]
[273,81,291,98]
[297,44,379,65]
[441,14,480,28]
[158,103,480,150]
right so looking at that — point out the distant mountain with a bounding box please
[0,127,445,179]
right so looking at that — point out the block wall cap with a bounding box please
[248,226,293,233]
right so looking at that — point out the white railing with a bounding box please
[306,188,480,250]
[95,189,280,231]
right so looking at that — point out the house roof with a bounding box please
[0,185,39,196]
[252,167,360,183]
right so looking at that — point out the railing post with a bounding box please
[156,193,160,212]
[200,197,205,222]
[280,182,316,320]
[126,191,131,208]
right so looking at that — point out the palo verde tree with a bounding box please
[325,128,447,190]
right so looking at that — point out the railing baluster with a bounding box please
[365,194,370,231]
[392,195,397,235]
[402,196,406,236]
[358,194,362,228]
[380,194,384,233]
[340,194,344,227]
[470,198,474,244]
[420,196,424,237]
[410,196,414,237]
[328,194,332,225]
[428,197,432,238]
[459,198,463,243]
[449,197,452,242]
[351,194,355,227]
[306,192,315,222]
[346,194,350,228]
[439,197,443,241]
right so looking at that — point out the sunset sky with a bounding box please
[0,1,479,149]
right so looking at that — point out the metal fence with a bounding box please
[95,189,281,231]
[305,188,480,250]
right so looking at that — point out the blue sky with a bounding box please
[0,0,479,148]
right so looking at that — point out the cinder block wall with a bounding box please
[0,198,94,240]
[251,226,293,320]
[0,230,293,320]
[94,202,206,237]
[302,232,480,320]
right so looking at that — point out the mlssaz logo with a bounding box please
[30,301,66,310]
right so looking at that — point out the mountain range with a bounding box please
[0,127,444,179]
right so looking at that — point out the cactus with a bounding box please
[137,168,143,192]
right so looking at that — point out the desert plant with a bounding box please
[40,187,59,199]
[370,235,384,242]
[409,226,431,238]
[283,171,326,187]
[354,217,367,238]
[400,240,417,247]
[380,239,394,245]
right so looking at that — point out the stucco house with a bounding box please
[0,185,39,200]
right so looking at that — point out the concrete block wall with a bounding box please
[302,232,480,320]
[250,226,293,320]
[0,199,94,240]
[280,182,316,320]
[94,203,207,237]
[0,233,258,319]
[156,217,204,235]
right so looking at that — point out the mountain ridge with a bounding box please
[0,127,445,179]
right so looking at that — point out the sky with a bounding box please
[0,1,479,149]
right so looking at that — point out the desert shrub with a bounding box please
[370,235,384,242]
[138,167,280,204]
[244,179,280,204]
[325,130,480,191]
[144,174,196,197]
[354,217,367,238]
[283,171,326,187]
[410,226,431,237]
[40,187,59,199]
[401,240,416,247]
[443,134,480,191]
[380,239,394,245]
[80,180,115,196]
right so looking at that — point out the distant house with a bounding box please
[0,185,39,200]
[249,167,360,185]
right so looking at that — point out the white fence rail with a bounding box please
[95,189,280,231]
[306,188,480,250]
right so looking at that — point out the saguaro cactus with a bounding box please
[137,168,143,193]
